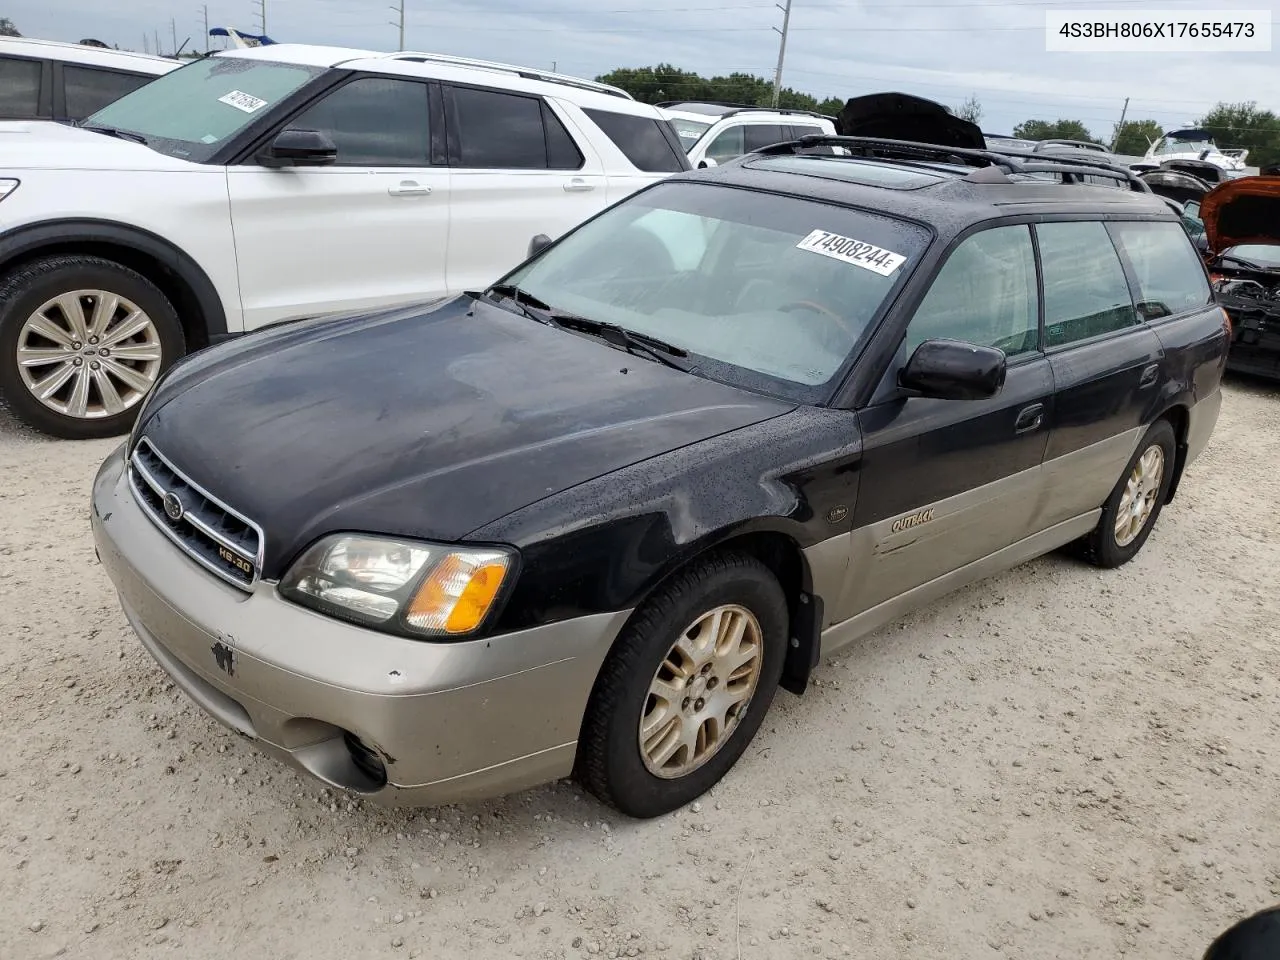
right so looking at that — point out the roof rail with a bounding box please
[656,100,834,122]
[380,51,634,100]
[751,135,1154,193]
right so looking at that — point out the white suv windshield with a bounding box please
[85,56,324,162]
[668,117,712,152]
[500,181,930,402]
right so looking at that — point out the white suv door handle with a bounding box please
[388,180,431,197]
[563,178,595,193]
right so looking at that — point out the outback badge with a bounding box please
[890,506,935,533]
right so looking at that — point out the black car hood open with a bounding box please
[137,297,794,576]
[835,92,985,149]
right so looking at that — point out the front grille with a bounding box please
[128,437,264,591]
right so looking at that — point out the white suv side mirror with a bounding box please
[698,157,718,169]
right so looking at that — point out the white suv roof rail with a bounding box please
[378,51,634,100]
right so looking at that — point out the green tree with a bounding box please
[1012,119,1099,143]
[1111,119,1162,155]
[595,65,837,115]
[0,17,21,37]
[1195,101,1280,169]
[955,94,982,124]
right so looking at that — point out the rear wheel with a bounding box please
[0,255,185,439]
[1080,419,1177,568]
[575,552,788,819]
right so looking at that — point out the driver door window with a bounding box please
[705,126,745,162]
[903,225,1039,359]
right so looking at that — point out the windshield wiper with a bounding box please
[1218,254,1279,272]
[484,283,564,327]
[80,124,148,145]
[554,315,693,371]
[483,285,692,371]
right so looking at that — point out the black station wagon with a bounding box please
[91,136,1230,818]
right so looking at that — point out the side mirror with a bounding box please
[527,234,553,258]
[258,128,338,168]
[899,338,1006,401]
[698,157,718,169]
[1204,905,1280,959]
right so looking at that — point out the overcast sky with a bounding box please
[10,0,1279,140]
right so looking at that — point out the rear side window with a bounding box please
[582,108,685,173]
[448,86,581,170]
[1036,221,1138,347]
[1107,220,1212,320]
[289,76,429,166]
[64,66,154,121]
[0,55,42,118]
[743,124,787,152]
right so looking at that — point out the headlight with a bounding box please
[0,179,18,202]
[279,534,516,638]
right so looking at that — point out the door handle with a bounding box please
[388,180,431,197]
[563,178,595,193]
[1014,402,1045,435]
[1139,363,1159,388]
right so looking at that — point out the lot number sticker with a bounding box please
[218,90,268,114]
[796,229,906,276]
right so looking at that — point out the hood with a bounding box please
[835,92,985,149]
[0,120,192,172]
[138,297,795,575]
[1199,175,1280,252]
[1138,169,1211,205]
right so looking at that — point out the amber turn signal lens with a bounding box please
[405,551,511,635]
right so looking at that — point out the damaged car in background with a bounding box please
[1200,175,1280,380]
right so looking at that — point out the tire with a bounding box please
[575,551,789,819]
[0,255,186,440]
[1080,418,1177,569]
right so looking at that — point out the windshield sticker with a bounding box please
[217,90,268,114]
[795,229,906,276]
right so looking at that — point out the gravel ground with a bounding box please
[2,377,1278,960]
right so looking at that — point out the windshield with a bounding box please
[1157,136,1216,155]
[497,180,931,402]
[85,56,325,162]
[668,117,712,152]
[1223,244,1280,268]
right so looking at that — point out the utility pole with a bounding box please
[1110,96,1130,152]
[770,0,794,108]
[143,33,150,54]
[155,29,162,56]
[199,4,209,48]
[171,17,178,56]
[389,0,405,50]
[253,0,267,36]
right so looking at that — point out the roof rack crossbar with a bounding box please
[655,100,834,121]
[381,51,634,99]
[751,135,1153,192]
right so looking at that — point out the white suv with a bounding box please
[658,102,837,168]
[0,44,689,438]
[0,37,178,123]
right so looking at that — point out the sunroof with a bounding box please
[747,155,950,189]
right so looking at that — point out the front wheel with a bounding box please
[1081,418,1177,568]
[0,255,185,439]
[575,552,788,819]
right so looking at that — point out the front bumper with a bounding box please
[90,443,631,806]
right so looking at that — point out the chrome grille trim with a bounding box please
[127,437,265,591]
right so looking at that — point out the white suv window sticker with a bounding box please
[795,229,906,276]
[217,90,268,114]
